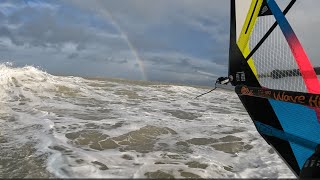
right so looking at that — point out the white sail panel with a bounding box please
[248,0,308,93]
[235,0,252,41]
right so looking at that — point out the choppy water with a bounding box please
[0,63,295,178]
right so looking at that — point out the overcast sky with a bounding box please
[0,0,319,86]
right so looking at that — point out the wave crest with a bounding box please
[0,63,89,102]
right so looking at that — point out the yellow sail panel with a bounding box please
[237,0,263,78]
[245,46,258,79]
[235,0,252,40]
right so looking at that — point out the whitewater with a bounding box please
[0,63,295,178]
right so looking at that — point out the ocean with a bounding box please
[0,63,295,178]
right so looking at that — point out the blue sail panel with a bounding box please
[269,99,320,168]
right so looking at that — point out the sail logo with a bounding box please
[273,92,320,108]
[258,89,272,97]
[261,6,269,15]
[308,95,320,107]
[236,72,245,82]
[273,92,305,104]
[258,0,273,17]
[241,86,253,96]
[303,159,320,168]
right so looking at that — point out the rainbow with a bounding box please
[99,9,148,81]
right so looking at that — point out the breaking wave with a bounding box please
[0,63,89,101]
[0,62,295,178]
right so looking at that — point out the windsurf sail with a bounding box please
[228,0,320,177]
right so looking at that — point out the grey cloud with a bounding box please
[143,54,225,78]
[118,59,128,64]
[89,56,128,64]
[105,57,128,64]
[0,0,229,86]
[0,4,128,52]
[74,0,228,24]
[76,44,86,51]
[17,13,91,47]
[179,58,192,67]
[67,53,79,59]
[68,0,229,50]
[0,11,5,20]
[147,68,214,86]
[7,6,34,25]
[0,26,12,38]
[147,56,191,67]
[0,26,22,45]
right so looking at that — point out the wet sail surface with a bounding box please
[0,64,294,178]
